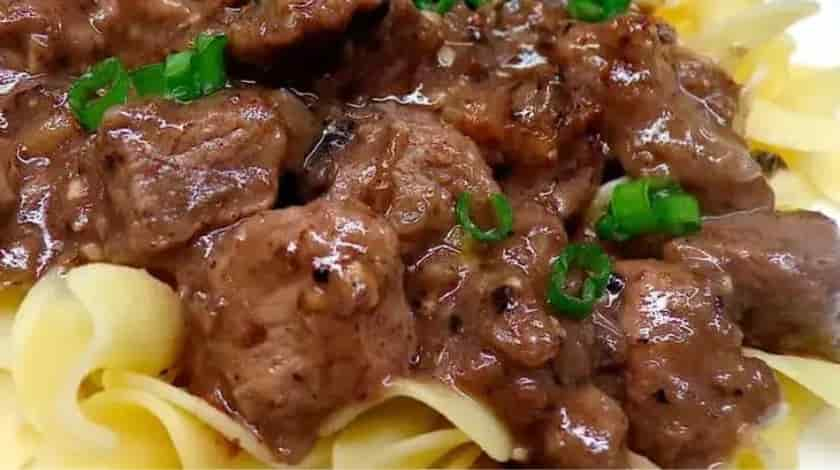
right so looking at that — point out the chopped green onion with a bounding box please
[547,243,613,319]
[456,192,514,243]
[131,63,166,97]
[414,0,457,14]
[596,177,702,241]
[194,33,229,96]
[568,0,631,22]
[164,50,200,102]
[68,58,131,132]
[651,190,702,236]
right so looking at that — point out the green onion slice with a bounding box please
[596,177,702,241]
[131,63,166,97]
[547,243,613,319]
[164,50,200,102]
[651,190,702,236]
[568,0,632,22]
[68,58,131,132]
[414,0,457,14]
[194,33,229,96]
[456,192,514,243]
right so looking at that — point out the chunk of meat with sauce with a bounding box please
[541,385,629,468]
[316,0,770,215]
[408,202,629,467]
[664,210,840,362]
[0,70,102,286]
[0,0,102,73]
[94,0,234,69]
[0,140,18,215]
[551,15,772,215]
[615,260,779,468]
[0,0,234,74]
[302,103,500,256]
[226,0,386,64]
[93,88,318,264]
[179,199,416,463]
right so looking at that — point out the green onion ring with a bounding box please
[547,243,613,319]
[455,192,514,243]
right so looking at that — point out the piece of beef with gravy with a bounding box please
[316,0,771,215]
[302,103,500,257]
[225,0,387,65]
[93,88,318,265]
[616,261,779,468]
[664,210,840,362]
[0,0,103,73]
[0,70,101,287]
[179,199,416,463]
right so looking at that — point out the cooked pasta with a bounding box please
[0,264,513,469]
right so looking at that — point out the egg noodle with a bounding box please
[2,1,840,469]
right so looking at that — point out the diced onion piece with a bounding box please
[746,99,840,154]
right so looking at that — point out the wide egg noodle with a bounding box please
[34,387,249,468]
[10,264,183,451]
[682,0,818,68]
[320,379,514,463]
[0,286,26,371]
[0,371,38,469]
[746,99,840,154]
[331,398,470,469]
[104,370,499,469]
[101,369,288,467]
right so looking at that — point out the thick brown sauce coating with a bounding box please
[5,0,838,468]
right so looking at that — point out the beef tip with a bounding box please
[316,0,574,167]
[541,385,629,468]
[0,0,102,73]
[94,0,233,69]
[561,15,773,214]
[0,140,18,214]
[179,199,416,463]
[226,0,386,64]
[670,47,741,126]
[0,0,239,74]
[502,138,605,221]
[408,200,628,466]
[302,103,500,256]
[0,71,103,287]
[664,210,840,362]
[93,88,318,264]
[615,260,779,468]
[317,1,770,216]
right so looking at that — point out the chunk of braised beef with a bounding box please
[616,261,779,468]
[93,88,318,264]
[664,210,840,362]
[226,0,387,64]
[0,0,103,73]
[301,103,500,257]
[179,199,416,463]
[0,71,102,287]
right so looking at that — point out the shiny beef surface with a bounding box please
[178,199,416,462]
[665,210,840,361]
[3,0,834,467]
